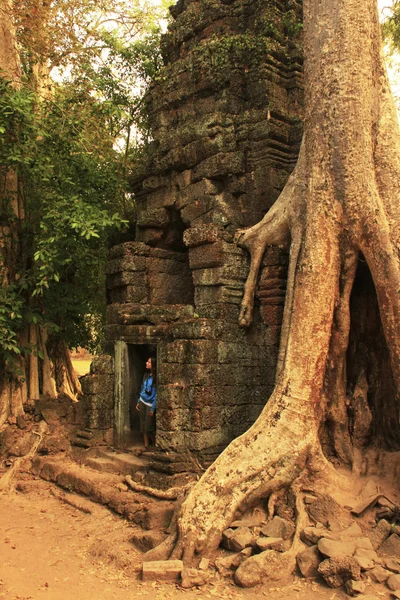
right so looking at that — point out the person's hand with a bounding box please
[150,410,154,416]
[136,403,140,412]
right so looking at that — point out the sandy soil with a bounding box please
[0,478,363,600]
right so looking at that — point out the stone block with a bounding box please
[81,375,114,395]
[222,527,254,552]
[89,355,114,375]
[261,516,295,541]
[384,558,400,573]
[296,545,321,578]
[388,574,400,591]
[318,538,356,559]
[318,557,361,588]
[107,270,147,289]
[255,537,284,552]
[149,272,194,305]
[191,151,245,180]
[162,339,218,364]
[137,207,170,228]
[368,519,391,550]
[379,534,400,556]
[181,567,209,588]
[142,560,183,582]
[369,566,390,582]
[83,409,113,430]
[81,393,114,411]
[183,224,223,247]
[108,284,148,304]
[344,579,365,596]
[301,526,331,545]
[105,256,146,275]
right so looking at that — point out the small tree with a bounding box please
[163,0,400,575]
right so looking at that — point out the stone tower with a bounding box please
[87,0,302,475]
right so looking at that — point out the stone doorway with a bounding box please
[114,341,157,448]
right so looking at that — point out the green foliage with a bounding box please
[0,0,170,373]
[382,1,400,52]
[0,78,128,360]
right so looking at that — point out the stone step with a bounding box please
[83,448,150,476]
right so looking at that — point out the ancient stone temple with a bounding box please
[81,0,302,473]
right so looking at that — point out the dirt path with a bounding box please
[0,479,357,600]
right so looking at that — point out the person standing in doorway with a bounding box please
[136,357,156,450]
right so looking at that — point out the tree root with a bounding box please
[0,421,48,492]
[124,475,192,500]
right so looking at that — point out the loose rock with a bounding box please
[379,534,400,557]
[384,558,400,573]
[318,538,356,558]
[181,567,209,588]
[142,560,183,582]
[368,519,391,550]
[318,557,361,588]
[296,545,321,578]
[255,537,284,551]
[344,579,366,596]
[387,574,400,591]
[234,550,294,588]
[261,516,295,540]
[369,566,389,583]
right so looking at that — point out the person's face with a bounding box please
[146,358,152,370]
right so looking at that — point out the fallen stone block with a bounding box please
[301,526,331,545]
[354,555,375,571]
[384,558,400,573]
[344,579,366,596]
[354,547,379,563]
[142,560,183,582]
[222,526,254,552]
[369,566,390,583]
[318,556,361,588]
[198,558,209,570]
[181,567,209,588]
[387,574,400,591]
[368,519,391,550]
[234,550,294,588]
[296,545,321,578]
[255,536,284,552]
[318,537,356,559]
[261,516,295,540]
[379,534,400,557]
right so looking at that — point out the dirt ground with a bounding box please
[1,477,383,600]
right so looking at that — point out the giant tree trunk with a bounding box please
[166,0,400,566]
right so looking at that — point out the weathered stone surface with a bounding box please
[354,556,375,571]
[255,537,284,552]
[368,519,392,550]
[369,566,390,583]
[301,526,331,545]
[222,526,254,552]
[181,567,209,588]
[142,560,183,582]
[384,558,400,573]
[379,534,400,557]
[307,495,353,529]
[234,550,294,588]
[354,547,379,562]
[198,558,209,570]
[318,538,356,559]
[318,557,361,588]
[296,545,321,578]
[344,579,366,595]
[388,575,400,591]
[261,516,295,541]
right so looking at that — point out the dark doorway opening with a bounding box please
[128,344,157,447]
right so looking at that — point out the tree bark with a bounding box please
[165,0,400,565]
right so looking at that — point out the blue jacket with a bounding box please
[137,374,156,412]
